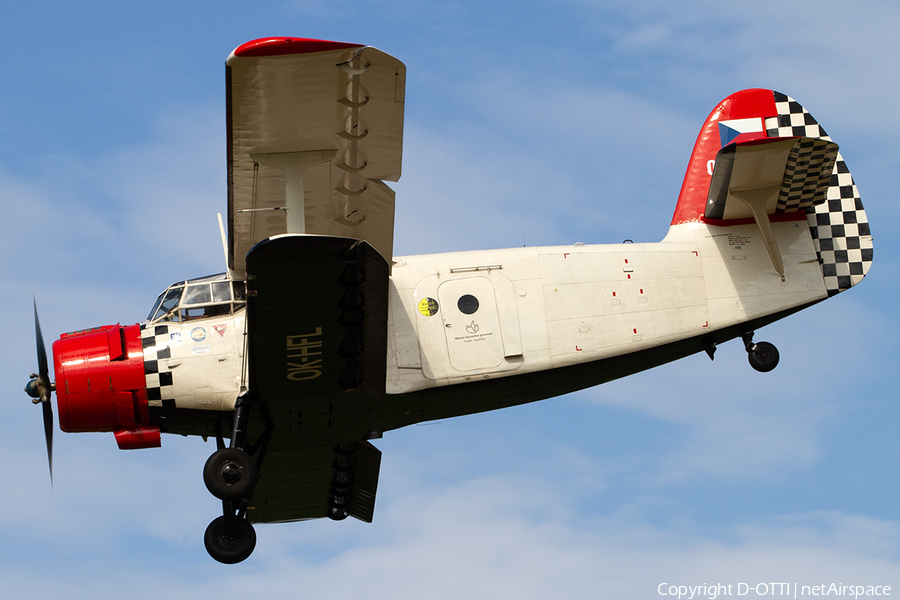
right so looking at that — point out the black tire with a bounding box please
[204,516,256,564]
[203,448,258,501]
[748,341,779,373]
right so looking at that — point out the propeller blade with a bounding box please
[32,298,53,481]
[34,298,49,385]
[42,396,53,483]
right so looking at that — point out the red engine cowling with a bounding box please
[53,324,160,449]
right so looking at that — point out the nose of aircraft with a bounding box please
[52,323,158,447]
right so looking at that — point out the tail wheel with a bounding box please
[747,341,779,373]
[203,448,258,501]
[204,516,256,564]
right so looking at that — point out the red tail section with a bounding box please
[671,89,779,225]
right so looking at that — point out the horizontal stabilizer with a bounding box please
[704,137,839,275]
[705,137,838,222]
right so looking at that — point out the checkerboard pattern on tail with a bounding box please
[775,138,838,214]
[766,91,873,296]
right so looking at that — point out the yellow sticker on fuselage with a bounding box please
[418,297,439,317]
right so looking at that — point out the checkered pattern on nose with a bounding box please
[140,323,176,406]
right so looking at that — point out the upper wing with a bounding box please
[226,37,406,276]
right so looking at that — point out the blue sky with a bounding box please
[2,1,898,597]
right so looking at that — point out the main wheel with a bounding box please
[203,448,258,501]
[747,341,779,373]
[204,516,256,564]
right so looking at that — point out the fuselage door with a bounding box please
[437,277,504,371]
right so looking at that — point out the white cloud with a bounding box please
[5,431,900,599]
[552,0,900,135]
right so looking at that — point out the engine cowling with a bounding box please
[52,324,160,449]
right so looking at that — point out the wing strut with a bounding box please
[730,184,784,275]
[251,150,337,234]
[705,136,840,277]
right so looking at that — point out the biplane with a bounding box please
[25,37,873,563]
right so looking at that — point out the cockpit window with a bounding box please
[151,286,184,321]
[183,284,212,306]
[233,281,246,301]
[147,294,165,323]
[211,281,231,303]
[148,273,246,324]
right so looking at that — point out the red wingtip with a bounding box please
[233,37,363,58]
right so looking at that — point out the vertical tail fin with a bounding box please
[670,89,873,295]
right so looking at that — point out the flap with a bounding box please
[247,445,335,523]
[226,38,406,276]
[348,440,381,523]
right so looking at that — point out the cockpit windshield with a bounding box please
[149,286,185,321]
[147,273,246,323]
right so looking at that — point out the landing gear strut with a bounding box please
[742,332,779,373]
[203,391,269,564]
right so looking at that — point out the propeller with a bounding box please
[24,298,54,482]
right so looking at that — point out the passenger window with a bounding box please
[211,281,232,303]
[183,284,212,305]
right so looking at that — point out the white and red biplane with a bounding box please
[25,37,873,563]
